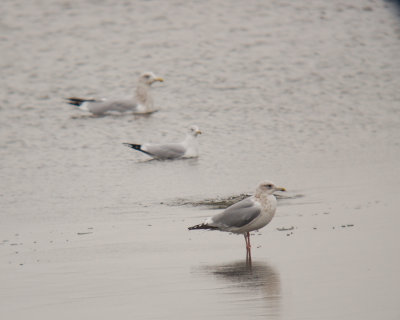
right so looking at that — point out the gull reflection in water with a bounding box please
[197,260,281,318]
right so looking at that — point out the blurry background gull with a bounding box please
[123,125,202,160]
[66,71,163,116]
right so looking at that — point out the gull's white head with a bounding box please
[256,181,286,196]
[188,125,202,137]
[139,71,164,85]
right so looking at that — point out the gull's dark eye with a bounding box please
[265,184,273,188]
[143,74,150,79]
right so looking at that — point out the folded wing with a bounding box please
[143,143,186,159]
[209,197,261,230]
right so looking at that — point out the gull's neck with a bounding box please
[182,133,197,145]
[255,191,277,219]
[182,133,199,157]
[255,190,274,204]
[135,82,153,110]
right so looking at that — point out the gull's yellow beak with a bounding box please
[276,187,286,192]
[155,77,164,82]
[196,130,202,135]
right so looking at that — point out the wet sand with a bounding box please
[1,0,400,319]
[1,180,398,319]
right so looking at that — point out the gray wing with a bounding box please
[88,99,137,114]
[144,143,186,159]
[209,197,261,229]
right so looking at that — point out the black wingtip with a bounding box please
[122,143,142,151]
[188,224,218,231]
[66,99,81,106]
[65,97,96,107]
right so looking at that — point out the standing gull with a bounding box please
[123,125,202,160]
[66,71,164,115]
[188,181,286,260]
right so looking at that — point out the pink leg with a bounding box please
[244,232,252,261]
[244,232,251,249]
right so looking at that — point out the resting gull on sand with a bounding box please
[66,71,164,115]
[188,181,286,260]
[123,125,202,160]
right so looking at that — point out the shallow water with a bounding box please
[1,0,400,319]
